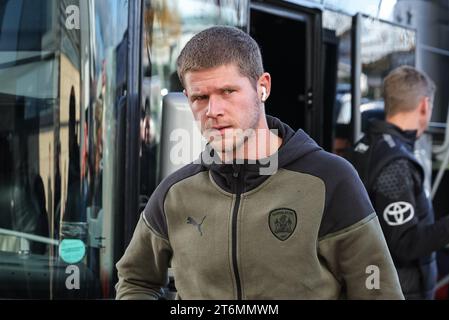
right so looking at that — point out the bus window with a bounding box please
[359,16,415,137]
[322,9,353,156]
[322,13,416,158]
[360,16,416,111]
[0,0,129,298]
[0,0,54,251]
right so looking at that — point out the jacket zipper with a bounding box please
[231,165,243,300]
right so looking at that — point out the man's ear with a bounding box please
[183,89,187,97]
[420,96,431,116]
[258,72,271,102]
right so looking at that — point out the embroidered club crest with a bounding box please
[268,208,297,241]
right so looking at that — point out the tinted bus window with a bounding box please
[0,0,129,298]
[0,0,61,298]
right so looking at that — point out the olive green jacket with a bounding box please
[116,116,404,300]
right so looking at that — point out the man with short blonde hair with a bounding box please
[351,65,449,299]
[383,65,435,117]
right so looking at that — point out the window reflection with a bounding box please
[79,0,129,298]
[322,10,353,156]
[360,16,415,131]
[361,17,415,99]
[0,0,129,299]
[0,0,57,255]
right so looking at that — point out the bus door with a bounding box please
[250,0,323,144]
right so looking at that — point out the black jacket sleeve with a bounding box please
[372,158,449,264]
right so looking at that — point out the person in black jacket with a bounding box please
[351,65,449,299]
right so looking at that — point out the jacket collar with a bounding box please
[367,119,417,150]
[199,115,321,193]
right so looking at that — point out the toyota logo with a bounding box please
[383,201,415,226]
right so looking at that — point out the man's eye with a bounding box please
[223,89,235,95]
[193,96,207,102]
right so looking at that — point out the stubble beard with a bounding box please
[213,96,262,159]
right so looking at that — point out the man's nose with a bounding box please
[206,96,224,118]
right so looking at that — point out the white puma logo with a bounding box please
[186,216,206,236]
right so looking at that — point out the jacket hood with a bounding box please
[197,115,322,192]
[271,116,322,168]
[199,116,321,170]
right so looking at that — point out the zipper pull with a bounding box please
[232,164,239,178]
